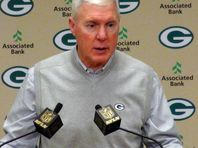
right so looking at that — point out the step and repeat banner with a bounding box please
[0,0,197,147]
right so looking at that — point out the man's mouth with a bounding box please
[94,47,107,50]
[94,45,109,50]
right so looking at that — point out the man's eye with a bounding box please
[87,24,95,28]
[108,23,114,27]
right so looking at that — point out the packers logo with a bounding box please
[168,98,195,121]
[0,0,34,17]
[119,0,140,14]
[159,26,193,49]
[53,29,76,51]
[1,66,28,88]
[114,103,125,111]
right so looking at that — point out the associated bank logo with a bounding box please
[53,29,76,51]
[64,0,72,5]
[119,27,128,40]
[0,0,34,17]
[161,61,194,87]
[117,27,140,51]
[159,26,193,49]
[2,30,34,54]
[1,66,28,88]
[13,30,22,42]
[168,98,195,121]
[172,61,181,74]
[53,0,72,17]
[160,0,192,15]
[119,0,140,14]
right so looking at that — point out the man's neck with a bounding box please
[74,48,114,74]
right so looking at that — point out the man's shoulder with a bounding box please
[35,50,72,70]
[115,50,154,73]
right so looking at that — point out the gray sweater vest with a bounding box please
[34,50,157,148]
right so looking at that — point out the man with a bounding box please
[1,0,183,147]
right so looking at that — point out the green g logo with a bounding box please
[0,0,34,16]
[159,26,193,49]
[119,0,140,14]
[53,29,76,51]
[1,66,28,88]
[168,98,195,121]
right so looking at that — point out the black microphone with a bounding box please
[0,103,63,147]
[94,104,163,148]
[94,104,121,135]
[33,103,63,139]
[53,103,63,114]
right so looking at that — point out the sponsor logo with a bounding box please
[160,0,192,15]
[64,0,72,5]
[114,103,125,111]
[159,26,193,49]
[168,98,195,121]
[119,0,140,14]
[53,0,72,17]
[53,29,76,51]
[99,106,115,119]
[117,27,140,51]
[2,30,34,54]
[1,66,28,89]
[161,61,194,87]
[0,0,34,17]
[172,61,181,74]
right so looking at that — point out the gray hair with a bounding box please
[72,0,120,19]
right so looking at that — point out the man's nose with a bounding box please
[96,26,107,41]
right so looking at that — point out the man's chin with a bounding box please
[91,57,110,67]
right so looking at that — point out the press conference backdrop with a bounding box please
[0,0,197,147]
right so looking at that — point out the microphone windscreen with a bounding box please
[95,104,102,110]
[54,103,63,114]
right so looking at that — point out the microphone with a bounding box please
[0,103,63,147]
[94,104,121,135]
[94,104,163,148]
[33,103,63,139]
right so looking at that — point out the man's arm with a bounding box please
[0,67,39,147]
[143,72,183,148]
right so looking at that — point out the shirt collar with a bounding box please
[74,47,114,75]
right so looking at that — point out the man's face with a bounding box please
[69,2,120,69]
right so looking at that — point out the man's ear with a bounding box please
[68,17,76,36]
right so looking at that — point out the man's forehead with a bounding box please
[73,0,120,21]
[81,0,116,6]
[79,1,117,13]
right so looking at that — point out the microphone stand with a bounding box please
[0,130,37,147]
[119,127,163,148]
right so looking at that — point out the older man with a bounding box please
[0,0,183,147]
